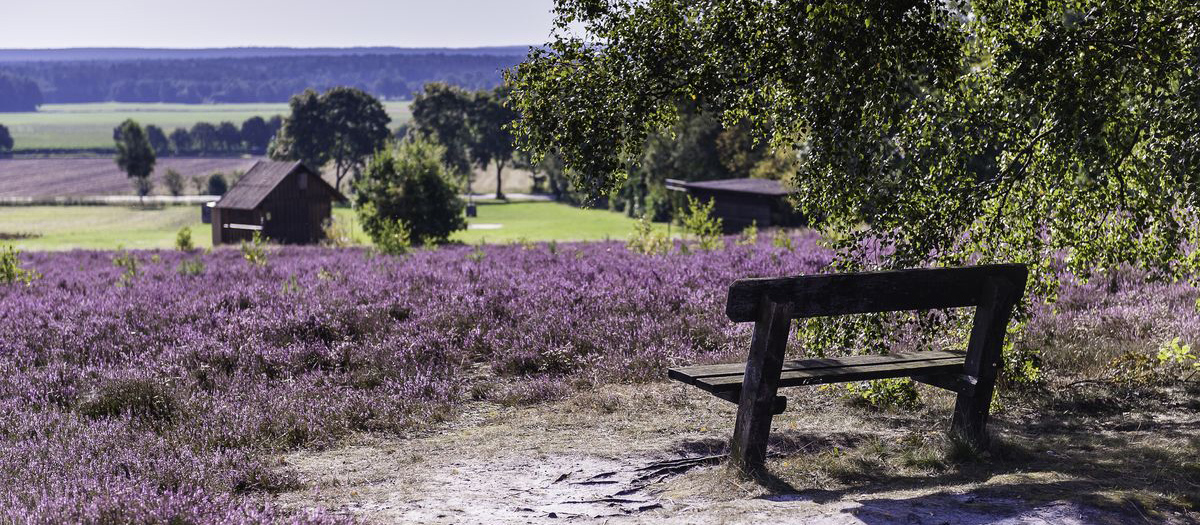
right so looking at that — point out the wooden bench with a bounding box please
[668,264,1027,471]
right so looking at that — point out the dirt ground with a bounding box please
[273,381,1200,524]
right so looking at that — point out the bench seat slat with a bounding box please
[668,351,966,394]
[669,350,965,382]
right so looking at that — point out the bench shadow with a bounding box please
[677,385,1200,519]
[845,480,1146,525]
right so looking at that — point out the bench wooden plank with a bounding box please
[725,264,1027,322]
[684,357,966,394]
[668,350,966,385]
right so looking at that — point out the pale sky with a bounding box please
[0,0,559,48]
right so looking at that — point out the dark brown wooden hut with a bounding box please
[211,161,346,245]
[666,178,802,231]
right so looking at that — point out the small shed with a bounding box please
[666,178,802,232]
[211,161,346,245]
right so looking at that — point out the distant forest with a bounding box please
[0,74,42,111]
[0,52,525,105]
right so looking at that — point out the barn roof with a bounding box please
[214,161,345,210]
[677,178,793,196]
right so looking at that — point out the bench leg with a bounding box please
[729,300,793,472]
[951,277,1018,450]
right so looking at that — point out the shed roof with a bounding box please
[679,178,793,196]
[213,161,345,210]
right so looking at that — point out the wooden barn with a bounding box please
[211,161,346,245]
[666,178,802,231]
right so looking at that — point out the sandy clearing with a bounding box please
[273,382,1196,524]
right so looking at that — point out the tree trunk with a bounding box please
[495,161,505,200]
[334,163,346,194]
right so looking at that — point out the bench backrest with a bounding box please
[725,264,1028,322]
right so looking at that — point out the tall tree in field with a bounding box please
[271,87,391,192]
[467,86,518,199]
[410,82,474,179]
[270,90,329,169]
[169,128,192,155]
[322,87,392,192]
[240,116,274,153]
[216,121,242,152]
[114,119,156,204]
[190,122,218,154]
[0,124,13,156]
[144,125,170,156]
[511,0,1200,296]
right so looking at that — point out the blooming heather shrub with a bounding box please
[2,238,1193,520]
[0,235,830,520]
[1015,266,1200,378]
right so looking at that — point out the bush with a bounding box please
[679,196,723,250]
[240,231,268,266]
[206,173,228,196]
[112,249,139,287]
[163,169,185,197]
[354,138,466,246]
[0,245,39,285]
[175,227,194,251]
[626,216,671,255]
[372,216,412,256]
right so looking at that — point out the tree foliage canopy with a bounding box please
[410,82,475,176]
[271,87,391,192]
[114,119,156,180]
[0,124,13,153]
[354,138,467,246]
[511,0,1200,294]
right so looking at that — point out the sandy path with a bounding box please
[273,382,1195,524]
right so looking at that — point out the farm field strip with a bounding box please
[0,158,262,198]
[0,102,412,150]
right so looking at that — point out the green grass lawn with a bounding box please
[335,201,666,245]
[2,102,412,150]
[0,205,211,250]
[0,201,664,251]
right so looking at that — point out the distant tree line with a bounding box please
[0,53,522,104]
[0,74,42,112]
[115,116,283,157]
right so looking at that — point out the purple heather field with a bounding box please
[0,236,1196,522]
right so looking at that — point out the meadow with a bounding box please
[0,238,1196,522]
[0,202,665,250]
[0,102,412,150]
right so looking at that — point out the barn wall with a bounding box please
[216,209,261,244]
[688,189,804,232]
[259,170,337,244]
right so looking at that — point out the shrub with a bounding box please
[0,245,40,285]
[321,216,359,247]
[354,138,466,246]
[626,216,671,255]
[112,249,139,286]
[737,221,759,246]
[678,196,723,250]
[772,229,794,250]
[240,231,268,266]
[373,216,412,256]
[206,173,228,196]
[177,258,205,276]
[163,168,185,197]
[175,227,194,251]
